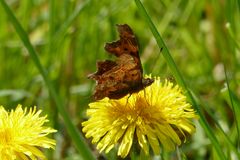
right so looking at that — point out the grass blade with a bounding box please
[224,65,240,149]
[52,0,91,51]
[0,0,95,159]
[134,0,227,159]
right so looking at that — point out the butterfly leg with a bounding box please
[124,94,132,107]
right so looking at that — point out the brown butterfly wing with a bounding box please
[88,60,117,79]
[90,54,142,100]
[88,24,153,100]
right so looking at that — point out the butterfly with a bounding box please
[88,24,154,100]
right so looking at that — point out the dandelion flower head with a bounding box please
[82,76,198,158]
[0,104,57,160]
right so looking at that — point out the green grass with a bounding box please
[0,0,239,159]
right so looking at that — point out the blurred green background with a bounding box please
[0,0,239,159]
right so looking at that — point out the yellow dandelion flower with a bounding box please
[0,104,57,160]
[82,76,198,158]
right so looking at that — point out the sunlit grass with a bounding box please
[0,0,239,159]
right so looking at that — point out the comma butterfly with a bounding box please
[88,24,154,100]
